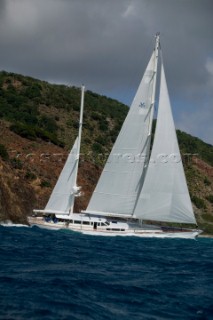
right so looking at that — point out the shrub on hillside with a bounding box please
[206,195,213,203]
[25,84,41,99]
[91,112,102,121]
[204,177,211,186]
[38,115,58,132]
[191,195,206,209]
[10,123,36,140]
[0,144,9,161]
[92,142,103,154]
[95,136,108,146]
[25,170,37,180]
[99,120,108,132]
[10,158,23,169]
[202,214,213,223]
[10,122,64,147]
[40,180,51,188]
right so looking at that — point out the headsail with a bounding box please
[133,63,196,224]
[85,46,159,216]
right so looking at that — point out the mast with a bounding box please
[148,33,160,135]
[76,85,85,167]
[131,33,160,219]
[69,85,85,214]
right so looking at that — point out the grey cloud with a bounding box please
[0,0,212,144]
[0,0,6,16]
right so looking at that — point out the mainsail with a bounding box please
[85,48,159,217]
[44,138,79,214]
[133,63,196,224]
[35,86,85,215]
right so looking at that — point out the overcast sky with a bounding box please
[0,0,212,144]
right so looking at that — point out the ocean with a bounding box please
[0,224,212,320]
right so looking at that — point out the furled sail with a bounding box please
[134,63,196,224]
[86,51,157,216]
[44,138,79,214]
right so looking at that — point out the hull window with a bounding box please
[94,222,97,230]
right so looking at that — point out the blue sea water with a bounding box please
[0,225,213,320]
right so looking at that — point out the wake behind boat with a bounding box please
[28,34,202,239]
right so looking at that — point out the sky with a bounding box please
[0,0,212,145]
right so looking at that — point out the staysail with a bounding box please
[85,49,159,216]
[133,63,196,224]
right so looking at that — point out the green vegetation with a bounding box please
[25,170,37,181]
[177,130,213,166]
[200,223,213,235]
[10,158,23,169]
[10,123,37,140]
[9,122,64,147]
[95,135,108,146]
[0,144,9,161]
[202,213,213,223]
[92,142,103,154]
[38,115,58,132]
[206,195,213,203]
[191,195,206,209]
[40,180,51,188]
[204,177,211,186]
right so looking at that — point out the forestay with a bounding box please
[86,52,157,216]
[134,63,196,224]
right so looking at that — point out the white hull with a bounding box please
[80,230,201,239]
[28,217,201,239]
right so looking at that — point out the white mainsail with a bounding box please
[44,138,79,214]
[34,86,85,215]
[85,47,159,217]
[133,63,196,224]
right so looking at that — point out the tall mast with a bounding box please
[69,85,85,214]
[148,33,160,135]
[76,85,85,164]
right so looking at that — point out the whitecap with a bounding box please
[0,220,29,228]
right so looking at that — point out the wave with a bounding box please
[0,220,29,228]
[0,225,213,320]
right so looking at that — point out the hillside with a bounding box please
[0,71,212,233]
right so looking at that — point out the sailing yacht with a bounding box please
[29,34,202,239]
